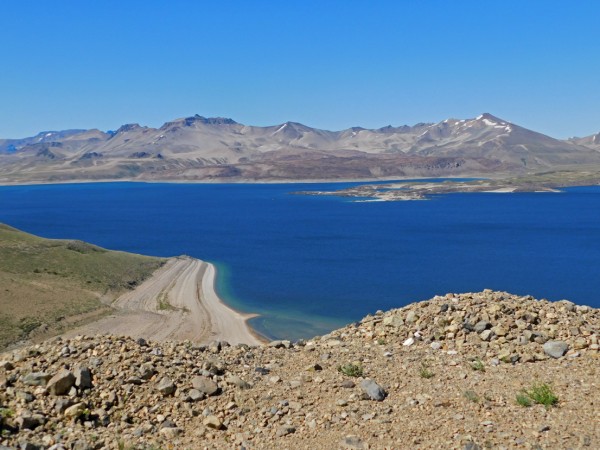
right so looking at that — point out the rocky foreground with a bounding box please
[1,291,599,450]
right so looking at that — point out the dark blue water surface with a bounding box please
[1,182,599,340]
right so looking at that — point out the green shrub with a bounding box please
[463,390,479,403]
[517,383,558,408]
[471,358,485,371]
[419,364,434,379]
[516,393,532,407]
[338,363,364,377]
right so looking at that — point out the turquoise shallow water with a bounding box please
[0,181,599,340]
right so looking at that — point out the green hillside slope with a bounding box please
[0,223,164,348]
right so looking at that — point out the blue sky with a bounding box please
[1,1,599,138]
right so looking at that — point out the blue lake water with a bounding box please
[0,181,599,340]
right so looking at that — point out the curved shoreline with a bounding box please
[63,256,266,346]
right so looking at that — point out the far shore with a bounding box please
[62,256,267,346]
[0,174,494,187]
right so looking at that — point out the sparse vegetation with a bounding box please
[471,358,485,371]
[516,393,532,407]
[0,408,14,419]
[157,290,175,311]
[419,363,434,379]
[517,383,558,408]
[463,390,479,403]
[338,363,364,378]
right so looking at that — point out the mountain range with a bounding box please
[1,113,599,183]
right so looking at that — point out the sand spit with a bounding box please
[63,256,263,346]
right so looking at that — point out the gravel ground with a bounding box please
[1,290,598,449]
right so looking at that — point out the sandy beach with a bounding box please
[63,256,264,346]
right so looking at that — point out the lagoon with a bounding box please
[0,181,599,340]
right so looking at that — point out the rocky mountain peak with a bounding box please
[184,115,238,126]
[115,123,143,134]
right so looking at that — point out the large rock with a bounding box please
[543,340,569,358]
[191,376,219,396]
[47,370,76,395]
[360,379,386,401]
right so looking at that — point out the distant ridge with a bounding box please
[1,113,599,183]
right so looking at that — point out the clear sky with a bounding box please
[1,1,599,139]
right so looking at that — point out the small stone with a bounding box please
[22,372,51,386]
[0,361,14,370]
[543,340,569,358]
[430,342,442,350]
[479,330,493,341]
[463,443,481,450]
[192,376,219,396]
[474,320,491,332]
[160,427,182,438]
[340,380,355,389]
[340,435,366,449]
[405,311,418,323]
[19,444,41,450]
[493,325,508,336]
[268,340,285,348]
[208,340,222,353]
[403,337,414,346]
[289,401,302,412]
[360,379,386,401]
[157,377,176,396]
[16,390,34,402]
[55,398,72,413]
[226,375,251,389]
[276,425,296,437]
[383,316,404,327]
[126,376,143,385]
[74,367,92,389]
[47,370,76,395]
[139,362,156,380]
[574,338,588,349]
[15,415,41,430]
[64,402,86,418]
[203,415,223,430]
[188,389,204,401]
